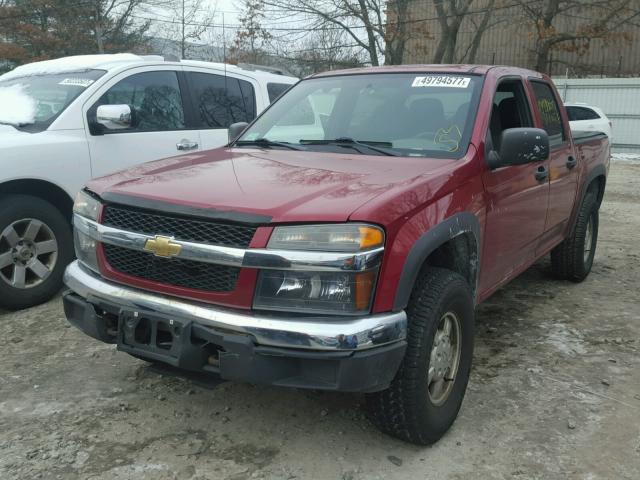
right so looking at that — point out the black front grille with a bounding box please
[104,244,239,292]
[103,205,256,248]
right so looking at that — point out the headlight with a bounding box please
[268,224,384,252]
[73,190,101,221]
[254,270,377,315]
[254,224,383,315]
[73,190,101,272]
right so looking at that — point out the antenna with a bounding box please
[222,12,227,79]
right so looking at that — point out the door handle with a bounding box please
[535,165,549,182]
[176,140,199,151]
[566,155,578,169]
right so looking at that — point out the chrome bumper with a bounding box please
[63,261,407,352]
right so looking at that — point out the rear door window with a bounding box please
[566,106,601,121]
[187,73,256,129]
[531,81,566,147]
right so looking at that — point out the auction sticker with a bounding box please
[412,76,471,88]
[58,78,95,88]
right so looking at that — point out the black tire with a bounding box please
[551,188,599,282]
[0,195,73,310]
[365,267,475,445]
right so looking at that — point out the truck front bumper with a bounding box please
[63,261,407,392]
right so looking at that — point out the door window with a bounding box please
[531,81,566,147]
[488,79,533,151]
[188,73,256,129]
[91,71,185,133]
[566,106,601,121]
[267,83,291,103]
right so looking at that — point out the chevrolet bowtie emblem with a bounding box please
[144,236,182,258]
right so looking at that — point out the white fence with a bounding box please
[553,77,640,153]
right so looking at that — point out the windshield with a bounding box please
[237,73,483,158]
[0,69,105,132]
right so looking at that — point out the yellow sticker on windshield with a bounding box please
[412,76,471,88]
[434,125,463,152]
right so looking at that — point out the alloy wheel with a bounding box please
[0,218,59,289]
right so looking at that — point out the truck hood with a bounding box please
[87,148,456,223]
[0,124,28,136]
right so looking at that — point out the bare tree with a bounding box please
[515,0,640,73]
[462,0,499,63]
[277,29,366,76]
[90,0,150,54]
[384,0,414,64]
[432,0,477,63]
[153,0,215,59]
[229,0,273,64]
[263,0,393,66]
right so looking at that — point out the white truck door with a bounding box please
[83,67,201,178]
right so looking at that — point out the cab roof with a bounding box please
[309,64,544,80]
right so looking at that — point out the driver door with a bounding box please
[479,77,551,295]
[84,67,201,178]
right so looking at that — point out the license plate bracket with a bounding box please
[117,310,190,366]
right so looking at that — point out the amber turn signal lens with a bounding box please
[355,270,377,311]
[359,226,384,250]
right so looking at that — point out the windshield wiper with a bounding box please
[235,138,304,151]
[299,137,398,156]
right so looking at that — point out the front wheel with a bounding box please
[0,195,73,310]
[366,267,475,445]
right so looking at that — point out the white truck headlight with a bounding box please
[73,190,101,221]
[72,190,101,272]
[254,224,383,315]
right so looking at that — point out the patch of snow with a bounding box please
[0,53,142,81]
[0,84,36,126]
[544,323,587,356]
[612,152,640,163]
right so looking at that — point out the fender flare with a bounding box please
[582,163,607,205]
[570,163,607,234]
[393,212,481,311]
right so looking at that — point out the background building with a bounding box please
[388,0,640,77]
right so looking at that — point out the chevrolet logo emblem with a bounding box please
[144,236,182,258]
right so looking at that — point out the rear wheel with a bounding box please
[551,189,599,282]
[365,267,474,445]
[0,195,73,310]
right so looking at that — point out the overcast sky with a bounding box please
[207,0,241,26]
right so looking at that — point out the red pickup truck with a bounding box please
[63,65,610,444]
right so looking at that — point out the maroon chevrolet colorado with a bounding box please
[63,65,610,444]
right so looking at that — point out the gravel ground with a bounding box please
[1,159,639,480]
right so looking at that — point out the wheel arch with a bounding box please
[0,179,74,222]
[393,212,481,311]
[569,164,607,236]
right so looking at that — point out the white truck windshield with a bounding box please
[0,70,105,132]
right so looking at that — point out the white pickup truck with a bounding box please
[0,53,296,309]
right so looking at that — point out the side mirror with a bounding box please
[228,122,249,144]
[96,104,133,130]
[488,128,549,169]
